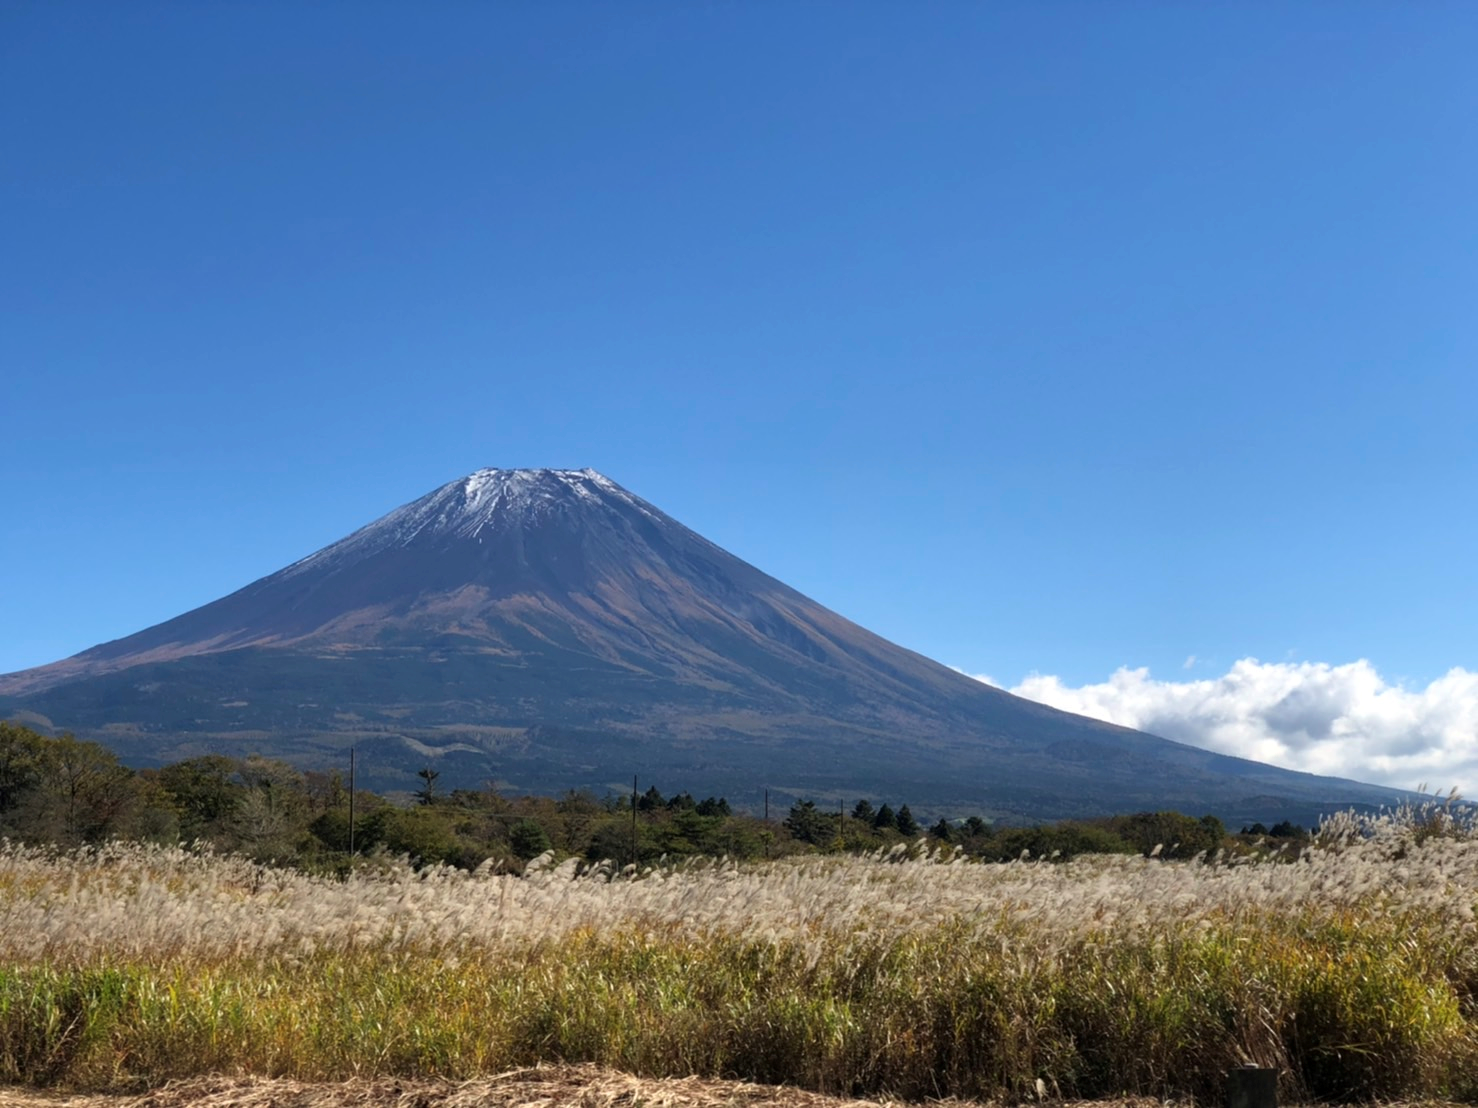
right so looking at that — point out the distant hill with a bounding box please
[0,468,1407,824]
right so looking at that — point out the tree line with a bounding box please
[0,722,1293,870]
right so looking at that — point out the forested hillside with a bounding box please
[0,722,1283,869]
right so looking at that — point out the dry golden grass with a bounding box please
[5,814,1475,967]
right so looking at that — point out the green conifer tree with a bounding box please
[896,804,920,837]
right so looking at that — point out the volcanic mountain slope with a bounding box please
[1,468,1407,823]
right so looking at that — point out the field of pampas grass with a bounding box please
[2,804,1477,1103]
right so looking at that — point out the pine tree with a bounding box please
[695,796,731,817]
[785,799,829,845]
[896,804,919,837]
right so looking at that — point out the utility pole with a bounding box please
[631,774,638,871]
[348,747,356,857]
[763,788,770,859]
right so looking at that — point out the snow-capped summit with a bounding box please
[282,468,660,578]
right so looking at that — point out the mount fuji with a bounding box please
[0,468,1406,822]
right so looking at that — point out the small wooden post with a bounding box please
[630,774,638,870]
[1227,1066,1276,1108]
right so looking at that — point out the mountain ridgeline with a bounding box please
[0,468,1405,823]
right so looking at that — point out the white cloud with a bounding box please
[970,659,1478,794]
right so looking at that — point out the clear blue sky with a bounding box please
[3,4,1477,787]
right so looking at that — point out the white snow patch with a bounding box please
[279,468,652,578]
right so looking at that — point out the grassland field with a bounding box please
[2,803,1476,1104]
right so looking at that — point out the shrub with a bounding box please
[509,819,552,860]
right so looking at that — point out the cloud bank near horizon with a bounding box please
[970,659,1478,794]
